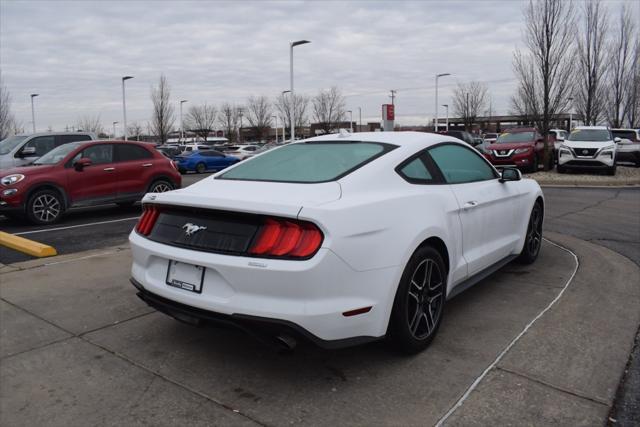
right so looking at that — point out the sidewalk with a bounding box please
[1,233,638,426]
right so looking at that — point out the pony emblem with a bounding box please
[182,223,207,236]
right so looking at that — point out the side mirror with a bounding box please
[500,167,522,183]
[73,157,92,171]
[19,147,37,157]
[613,137,621,143]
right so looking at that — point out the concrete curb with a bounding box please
[0,244,129,273]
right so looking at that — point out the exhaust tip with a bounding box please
[274,334,297,352]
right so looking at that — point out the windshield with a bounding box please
[496,132,535,143]
[33,142,83,165]
[611,130,637,141]
[568,129,611,142]
[218,141,395,183]
[0,135,28,155]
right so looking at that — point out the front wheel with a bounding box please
[517,201,543,264]
[26,189,64,225]
[148,179,174,193]
[196,163,206,174]
[606,164,616,176]
[388,246,446,354]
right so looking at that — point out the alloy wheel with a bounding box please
[32,194,61,223]
[527,204,542,255]
[151,182,172,193]
[406,258,444,340]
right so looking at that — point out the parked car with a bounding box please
[0,140,181,224]
[444,130,476,146]
[175,150,240,173]
[181,144,210,154]
[224,145,261,160]
[558,126,618,175]
[483,128,551,172]
[0,132,96,170]
[482,133,499,144]
[156,146,183,159]
[548,128,568,161]
[129,132,543,354]
[611,128,640,167]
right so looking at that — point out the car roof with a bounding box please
[502,127,536,133]
[16,131,95,137]
[574,126,609,130]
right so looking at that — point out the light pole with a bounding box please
[358,107,362,132]
[442,104,449,131]
[30,94,39,133]
[347,110,353,133]
[290,40,310,142]
[272,115,278,142]
[282,90,291,142]
[122,76,133,140]
[434,73,451,132]
[238,108,244,143]
[180,100,188,142]
[112,121,118,140]
[568,97,574,130]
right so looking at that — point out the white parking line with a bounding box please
[434,238,580,426]
[14,217,139,236]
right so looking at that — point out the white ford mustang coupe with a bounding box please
[129,132,543,353]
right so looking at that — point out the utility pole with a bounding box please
[389,90,396,105]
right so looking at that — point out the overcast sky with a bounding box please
[0,0,635,133]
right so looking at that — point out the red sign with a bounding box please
[382,104,395,120]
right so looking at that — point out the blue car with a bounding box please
[175,150,240,174]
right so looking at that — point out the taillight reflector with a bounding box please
[249,218,323,259]
[136,204,160,235]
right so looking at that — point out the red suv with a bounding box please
[483,128,554,172]
[0,140,181,224]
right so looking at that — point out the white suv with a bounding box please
[557,126,619,175]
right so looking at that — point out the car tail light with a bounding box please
[136,204,160,235]
[170,160,178,170]
[249,218,323,259]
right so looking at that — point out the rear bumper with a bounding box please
[132,278,380,349]
[129,231,399,344]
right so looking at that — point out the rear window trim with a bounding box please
[216,140,398,184]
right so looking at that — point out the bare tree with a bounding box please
[218,103,242,143]
[150,74,175,144]
[574,0,609,125]
[312,87,346,134]
[512,0,576,170]
[452,81,488,131]
[274,93,309,138]
[127,122,144,141]
[185,104,217,142]
[606,5,633,128]
[76,114,104,134]
[623,38,640,127]
[245,96,272,141]
[0,73,14,140]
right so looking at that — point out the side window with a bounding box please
[211,150,223,157]
[59,134,92,146]
[23,136,56,156]
[80,144,114,165]
[397,155,436,184]
[199,151,213,157]
[115,144,152,162]
[428,144,497,184]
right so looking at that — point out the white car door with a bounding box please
[428,143,523,277]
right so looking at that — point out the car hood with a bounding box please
[0,163,57,178]
[562,140,614,148]
[487,142,534,151]
[144,178,342,218]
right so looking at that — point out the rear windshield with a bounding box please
[218,141,395,183]
[496,132,535,143]
[568,129,611,141]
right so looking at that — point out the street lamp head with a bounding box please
[180,99,188,104]
[442,104,448,108]
[122,76,134,81]
[436,73,451,78]
[282,90,291,95]
[30,93,39,98]
[291,40,311,47]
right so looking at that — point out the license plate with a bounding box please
[166,260,205,293]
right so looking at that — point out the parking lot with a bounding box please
[1,171,639,425]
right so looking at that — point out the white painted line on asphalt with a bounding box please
[434,238,580,426]
[13,217,139,236]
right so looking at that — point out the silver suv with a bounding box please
[0,132,96,170]
[611,129,640,167]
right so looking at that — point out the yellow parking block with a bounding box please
[0,231,57,258]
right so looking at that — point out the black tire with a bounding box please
[387,245,446,354]
[606,164,616,176]
[517,201,543,265]
[196,163,206,174]
[148,179,174,193]
[557,164,566,174]
[26,189,64,225]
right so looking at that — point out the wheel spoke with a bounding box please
[409,307,422,334]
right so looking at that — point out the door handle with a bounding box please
[463,201,479,210]
[103,167,115,172]
[142,163,153,167]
